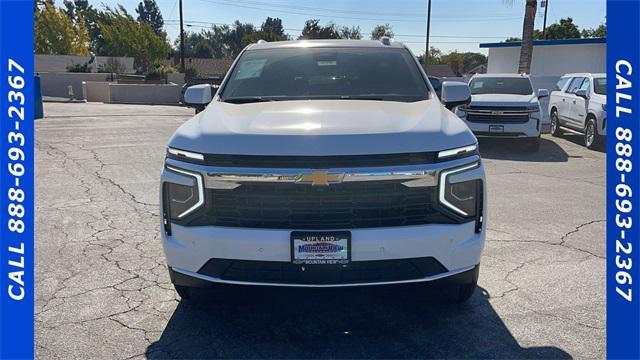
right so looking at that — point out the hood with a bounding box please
[470,93,538,107]
[168,99,476,156]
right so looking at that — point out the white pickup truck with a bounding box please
[160,39,487,303]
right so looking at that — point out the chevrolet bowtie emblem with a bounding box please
[296,171,344,186]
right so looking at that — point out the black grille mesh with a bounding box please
[178,180,458,229]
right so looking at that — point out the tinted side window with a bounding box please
[554,77,570,91]
[566,77,585,94]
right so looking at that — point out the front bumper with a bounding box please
[162,220,485,287]
[463,118,541,138]
[160,156,486,287]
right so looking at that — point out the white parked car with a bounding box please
[549,73,607,149]
[161,39,487,303]
[455,73,549,152]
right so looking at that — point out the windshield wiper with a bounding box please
[223,97,276,104]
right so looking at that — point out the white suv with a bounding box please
[161,39,487,303]
[549,73,607,149]
[456,74,549,152]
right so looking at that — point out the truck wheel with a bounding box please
[585,118,602,150]
[550,110,562,137]
[174,284,192,300]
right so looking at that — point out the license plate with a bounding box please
[489,125,504,133]
[291,231,350,265]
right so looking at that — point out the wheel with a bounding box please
[585,118,602,150]
[174,284,192,300]
[522,137,540,152]
[550,110,562,137]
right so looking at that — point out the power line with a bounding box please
[214,0,523,21]
[165,23,488,44]
[193,0,522,23]
[164,19,511,39]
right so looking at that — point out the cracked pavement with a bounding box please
[35,103,605,359]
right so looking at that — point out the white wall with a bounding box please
[35,54,135,73]
[39,72,111,99]
[108,83,182,105]
[487,43,605,76]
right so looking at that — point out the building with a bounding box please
[480,38,605,76]
[425,64,458,78]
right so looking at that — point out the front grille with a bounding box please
[465,106,532,124]
[177,180,459,229]
[198,257,448,285]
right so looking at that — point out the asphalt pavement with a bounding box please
[35,102,605,359]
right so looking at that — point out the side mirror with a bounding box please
[575,89,588,99]
[441,81,471,110]
[183,84,213,106]
[537,88,549,99]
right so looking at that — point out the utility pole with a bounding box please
[179,0,185,71]
[542,0,549,39]
[425,0,432,67]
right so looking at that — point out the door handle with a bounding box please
[562,99,565,102]
[573,100,576,104]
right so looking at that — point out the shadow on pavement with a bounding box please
[478,138,571,162]
[554,134,606,154]
[146,284,570,359]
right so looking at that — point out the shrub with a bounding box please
[66,63,92,73]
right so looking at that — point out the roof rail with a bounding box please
[380,36,393,46]
[257,39,267,44]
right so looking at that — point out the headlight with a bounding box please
[164,166,204,220]
[439,162,481,217]
[438,143,478,161]
[167,147,205,162]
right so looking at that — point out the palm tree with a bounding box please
[505,0,538,73]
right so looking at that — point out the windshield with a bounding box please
[220,47,429,102]
[469,77,533,95]
[594,77,606,95]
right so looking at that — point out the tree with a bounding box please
[544,17,580,39]
[261,17,284,36]
[136,0,164,37]
[192,41,213,58]
[35,3,90,55]
[242,30,287,46]
[99,11,170,69]
[298,19,339,39]
[510,0,537,73]
[370,24,393,40]
[339,26,362,39]
[582,22,606,38]
[417,47,443,65]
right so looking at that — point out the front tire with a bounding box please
[550,110,562,137]
[585,118,602,150]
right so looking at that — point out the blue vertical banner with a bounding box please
[0,0,35,359]
[607,0,640,359]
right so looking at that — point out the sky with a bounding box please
[90,0,606,55]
